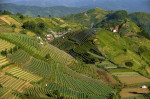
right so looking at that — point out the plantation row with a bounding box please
[49,64,113,98]
[6,66,43,82]
[0,33,40,53]
[37,44,74,65]
[22,57,51,77]
[0,33,75,66]
[8,50,30,64]
[0,87,22,99]
[0,55,9,68]
[0,38,15,52]
[68,61,100,79]
[46,83,86,99]
[23,87,53,98]
[0,73,33,92]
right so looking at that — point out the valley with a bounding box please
[0,7,150,99]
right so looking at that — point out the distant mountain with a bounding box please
[1,0,150,13]
[0,3,89,17]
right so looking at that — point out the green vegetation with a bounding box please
[6,66,43,82]
[8,50,30,64]
[22,57,51,77]
[0,9,150,99]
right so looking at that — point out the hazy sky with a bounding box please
[0,0,149,12]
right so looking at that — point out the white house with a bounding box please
[113,30,117,33]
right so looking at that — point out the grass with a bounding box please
[112,72,141,77]
[108,69,134,73]
[95,29,150,77]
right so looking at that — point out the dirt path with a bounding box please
[0,16,11,25]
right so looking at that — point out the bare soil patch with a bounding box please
[120,87,149,98]
[97,68,119,86]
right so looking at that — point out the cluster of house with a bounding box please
[44,34,54,43]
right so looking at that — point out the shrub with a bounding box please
[125,61,133,67]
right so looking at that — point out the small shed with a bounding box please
[40,42,44,45]
[141,85,147,89]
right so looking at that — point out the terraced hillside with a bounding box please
[0,9,150,99]
[0,32,114,98]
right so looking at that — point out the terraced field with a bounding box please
[2,16,22,26]
[0,19,6,26]
[0,33,40,52]
[45,64,113,98]
[8,50,31,64]
[0,55,9,68]
[120,87,149,98]
[0,38,15,52]
[0,73,33,92]
[38,44,75,65]
[112,72,150,84]
[22,57,51,77]
[0,87,22,99]
[6,66,43,82]
[23,87,53,98]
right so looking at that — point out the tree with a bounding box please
[37,22,45,29]
[37,14,41,17]
[1,50,7,56]
[22,21,36,30]
[12,24,16,28]
[13,46,18,52]
[16,13,21,16]
[49,15,52,18]
[138,25,149,39]
[9,48,13,54]
[2,10,12,15]
[19,15,24,19]
[45,54,50,60]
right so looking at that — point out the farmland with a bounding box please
[0,55,9,68]
[0,9,150,99]
[22,57,51,77]
[8,50,31,64]
[0,38,15,52]
[0,73,33,92]
[120,87,149,98]
[6,66,43,82]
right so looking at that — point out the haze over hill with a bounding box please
[0,3,88,17]
[0,0,150,13]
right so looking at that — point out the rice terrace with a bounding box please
[0,0,150,99]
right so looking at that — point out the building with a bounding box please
[113,25,119,33]
[141,85,147,89]
[40,42,44,45]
